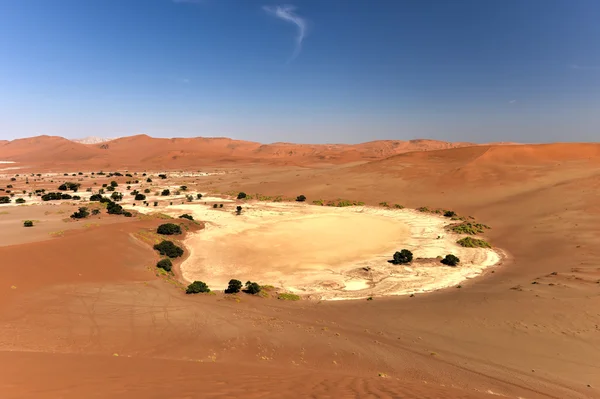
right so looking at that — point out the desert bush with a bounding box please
[158,174,167,179]
[278,293,300,301]
[15,198,25,204]
[143,188,151,193]
[161,189,170,196]
[179,214,194,221]
[6,185,13,188]
[58,182,80,191]
[296,195,306,202]
[219,204,223,208]
[153,240,184,258]
[10,177,16,181]
[441,254,460,266]
[110,192,123,201]
[89,194,103,201]
[180,186,187,191]
[225,279,242,294]
[110,181,118,187]
[157,223,182,235]
[72,195,81,200]
[312,199,324,206]
[70,207,90,219]
[379,202,389,207]
[236,205,242,215]
[244,281,261,295]
[156,258,172,272]
[391,249,413,265]
[417,206,430,212]
[186,195,193,202]
[450,222,490,235]
[237,192,247,199]
[213,204,218,208]
[457,237,491,248]
[135,193,146,201]
[394,204,404,209]
[186,281,210,294]
[23,220,33,227]
[123,211,133,217]
[154,201,158,207]
[106,201,124,215]
[146,178,152,183]
[196,193,203,199]
[444,210,456,217]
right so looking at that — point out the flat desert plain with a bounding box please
[0,136,599,398]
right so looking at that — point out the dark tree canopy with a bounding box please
[391,249,413,265]
[156,258,172,272]
[23,220,33,227]
[0,196,11,204]
[161,189,170,196]
[244,281,261,295]
[157,223,182,235]
[70,207,90,219]
[179,214,194,221]
[135,193,146,201]
[153,240,184,258]
[186,281,210,294]
[441,254,460,267]
[296,195,306,202]
[225,279,242,294]
[237,192,247,199]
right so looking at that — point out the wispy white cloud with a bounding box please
[263,5,307,61]
[509,100,516,104]
[570,64,600,71]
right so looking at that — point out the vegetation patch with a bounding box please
[157,223,182,235]
[441,254,460,266]
[156,258,173,272]
[457,237,491,248]
[225,279,242,294]
[23,220,34,227]
[153,240,184,258]
[277,292,300,301]
[449,222,490,235]
[186,280,210,294]
[390,249,413,265]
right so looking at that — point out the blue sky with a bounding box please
[0,0,599,143]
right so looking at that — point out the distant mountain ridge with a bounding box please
[0,134,479,168]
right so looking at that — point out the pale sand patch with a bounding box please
[150,202,502,300]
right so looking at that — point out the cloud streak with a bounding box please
[263,5,307,61]
[570,64,600,71]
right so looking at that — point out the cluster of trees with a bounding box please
[0,196,10,204]
[70,207,90,219]
[153,240,184,258]
[157,223,182,235]
[222,279,261,295]
[391,249,413,265]
[41,192,72,201]
[441,254,460,266]
[179,214,194,221]
[89,194,132,217]
[58,182,81,192]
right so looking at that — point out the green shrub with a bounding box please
[70,207,90,219]
[391,249,413,265]
[156,258,172,272]
[457,237,491,248]
[186,281,210,294]
[153,240,184,258]
[161,189,170,196]
[196,193,203,199]
[444,210,456,217]
[180,186,187,191]
[135,193,146,201]
[441,254,460,266]
[450,223,490,235]
[213,203,218,208]
[237,192,247,200]
[278,293,300,301]
[157,223,182,235]
[110,181,118,187]
[92,209,100,215]
[296,195,306,202]
[244,281,261,294]
[179,214,194,221]
[144,188,151,193]
[146,178,152,183]
[394,204,404,209]
[417,206,430,212]
[158,174,167,179]
[225,279,242,294]
[0,196,12,204]
[379,202,389,207]
[236,205,242,215]
[23,220,33,227]
[219,204,223,208]
[15,198,25,204]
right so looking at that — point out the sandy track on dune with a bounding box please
[151,202,501,299]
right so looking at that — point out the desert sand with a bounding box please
[0,137,599,398]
